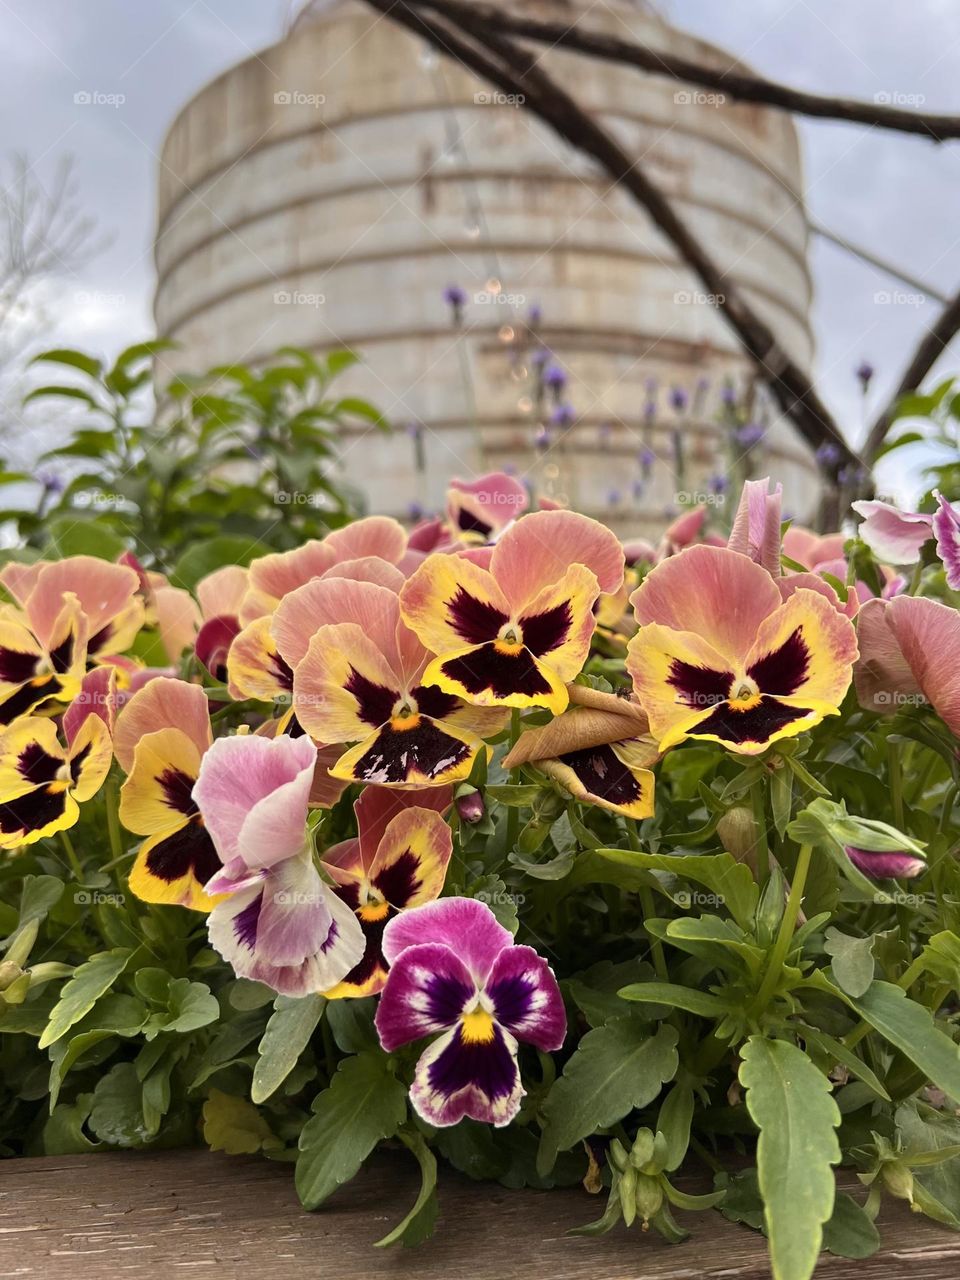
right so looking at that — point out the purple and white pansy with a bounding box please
[374,898,565,1127]
[193,733,365,997]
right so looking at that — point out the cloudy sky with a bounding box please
[2,0,958,492]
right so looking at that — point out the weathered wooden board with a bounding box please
[2,1150,959,1279]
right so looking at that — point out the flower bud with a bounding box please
[881,1161,915,1204]
[846,847,925,880]
[717,806,759,872]
[635,1173,664,1225]
[455,786,485,825]
[0,959,23,991]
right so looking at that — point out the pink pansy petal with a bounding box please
[113,676,211,772]
[485,944,566,1051]
[727,477,783,576]
[622,538,656,566]
[407,518,450,554]
[888,594,960,736]
[195,615,242,682]
[324,515,407,565]
[853,599,921,716]
[778,570,858,620]
[851,499,933,565]
[458,545,495,570]
[320,557,407,592]
[664,504,707,549]
[320,836,364,885]
[782,527,845,570]
[393,616,431,689]
[353,783,452,869]
[491,510,625,610]
[409,1022,523,1128]
[631,544,781,665]
[0,560,45,607]
[254,857,336,967]
[846,847,925,880]
[447,472,528,541]
[193,732,317,870]
[381,897,513,982]
[153,585,202,662]
[933,492,960,590]
[196,564,248,621]
[63,666,118,745]
[374,941,476,1050]
[308,743,351,809]
[244,541,338,620]
[26,558,139,651]
[272,577,402,673]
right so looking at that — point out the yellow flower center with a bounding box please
[460,1006,496,1043]
[358,900,390,923]
[390,695,421,732]
[729,679,762,712]
[494,622,523,655]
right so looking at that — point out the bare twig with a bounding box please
[412,0,960,142]
[365,0,859,470]
[865,287,960,462]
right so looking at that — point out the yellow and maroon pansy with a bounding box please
[0,713,111,848]
[627,545,859,756]
[0,598,87,725]
[321,785,453,998]
[399,510,624,715]
[445,472,528,545]
[503,684,658,820]
[115,677,221,911]
[285,576,506,787]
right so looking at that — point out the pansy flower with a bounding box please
[445,472,528,545]
[933,492,960,590]
[194,733,365,997]
[374,898,565,1127]
[399,510,624,714]
[280,576,507,786]
[239,516,408,623]
[321,785,453,997]
[627,545,858,755]
[0,713,111,848]
[503,684,657,819]
[854,595,960,735]
[116,677,221,911]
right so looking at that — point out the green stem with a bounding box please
[749,775,771,887]
[506,707,521,851]
[105,776,123,866]
[627,821,668,979]
[59,831,84,882]
[887,740,913,954]
[751,843,812,1013]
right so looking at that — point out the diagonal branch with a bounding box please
[865,286,960,463]
[412,0,960,142]
[365,0,860,471]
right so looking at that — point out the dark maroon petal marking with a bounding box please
[486,970,536,1033]
[747,626,810,695]
[0,645,40,685]
[17,743,61,786]
[446,586,509,645]
[668,660,733,710]
[427,1022,516,1102]
[344,666,398,728]
[337,910,390,988]
[455,507,493,539]
[196,615,242,684]
[287,712,307,738]
[519,600,573,657]
[270,652,294,693]
[691,695,808,745]
[349,719,471,784]
[372,849,422,909]
[233,892,263,950]
[0,786,67,836]
[145,817,220,886]
[440,642,552,700]
[87,623,113,656]
[0,678,56,726]
[561,744,643,807]
[159,767,199,818]
[412,683,461,720]
[69,743,92,786]
[47,632,76,675]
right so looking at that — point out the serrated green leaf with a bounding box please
[739,1037,840,1280]
[575,848,758,929]
[252,995,325,1103]
[538,1021,678,1173]
[848,982,960,1101]
[39,950,131,1049]
[296,1053,407,1209]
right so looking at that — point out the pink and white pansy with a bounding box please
[375,898,565,1127]
[193,733,364,996]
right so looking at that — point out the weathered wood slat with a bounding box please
[2,1150,959,1278]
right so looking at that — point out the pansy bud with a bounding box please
[845,847,925,880]
[635,1173,664,1225]
[881,1161,915,1204]
[0,959,23,991]
[455,786,485,825]
[718,806,759,870]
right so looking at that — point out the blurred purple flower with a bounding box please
[856,360,875,390]
[708,473,728,495]
[735,422,765,448]
[35,468,64,494]
[816,442,842,468]
[543,362,567,392]
[527,303,543,325]
[549,403,575,428]
[669,386,688,413]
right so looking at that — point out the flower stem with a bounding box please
[750,775,771,887]
[887,739,912,954]
[105,776,124,866]
[59,831,84,882]
[627,821,668,979]
[506,707,521,851]
[751,843,812,1013]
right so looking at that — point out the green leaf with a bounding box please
[296,1052,407,1209]
[30,348,103,378]
[144,978,219,1039]
[739,1037,840,1280]
[618,981,738,1018]
[171,535,263,592]
[575,848,758,930]
[88,1062,151,1147]
[848,982,960,1101]
[203,1088,282,1155]
[800,1027,890,1101]
[252,995,325,1103]
[822,1192,880,1259]
[824,929,875,998]
[39,949,131,1049]
[44,515,128,561]
[23,383,101,409]
[658,1081,694,1172]
[375,1130,438,1247]
[538,1021,678,1173]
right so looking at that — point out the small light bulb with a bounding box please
[498,325,515,343]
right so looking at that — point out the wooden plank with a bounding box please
[1,1149,958,1279]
